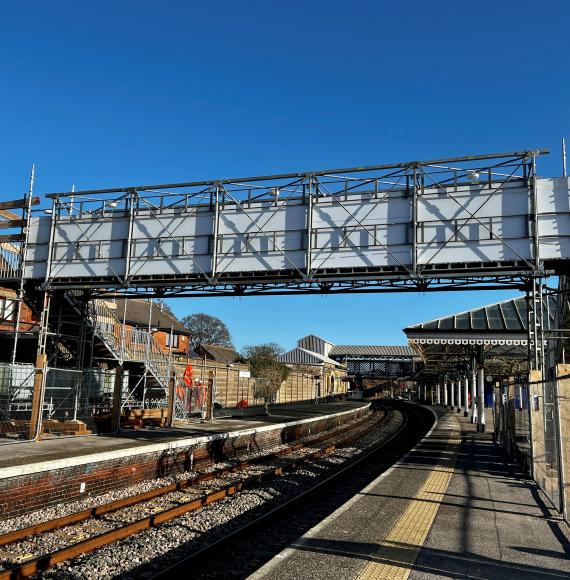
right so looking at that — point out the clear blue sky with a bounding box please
[1,1,568,350]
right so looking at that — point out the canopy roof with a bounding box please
[330,345,418,359]
[404,294,555,378]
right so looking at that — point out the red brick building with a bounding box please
[106,298,191,357]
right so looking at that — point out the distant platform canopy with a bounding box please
[404,295,556,376]
[278,335,420,379]
[330,345,418,358]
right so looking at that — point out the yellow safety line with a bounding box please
[358,427,461,580]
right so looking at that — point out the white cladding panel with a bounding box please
[21,177,570,282]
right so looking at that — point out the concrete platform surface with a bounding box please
[251,407,570,580]
[0,401,368,476]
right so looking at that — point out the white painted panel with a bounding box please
[536,177,570,213]
[19,178,570,283]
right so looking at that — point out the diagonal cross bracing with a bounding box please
[11,149,570,297]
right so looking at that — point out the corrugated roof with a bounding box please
[404,295,555,335]
[110,299,189,334]
[197,343,240,363]
[330,345,418,358]
[278,347,344,367]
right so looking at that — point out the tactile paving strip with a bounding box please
[358,419,461,580]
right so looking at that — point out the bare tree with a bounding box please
[182,313,233,351]
[155,299,175,317]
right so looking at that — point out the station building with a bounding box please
[277,335,347,398]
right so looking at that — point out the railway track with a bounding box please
[0,403,395,579]
[150,401,433,580]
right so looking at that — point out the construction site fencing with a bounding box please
[41,367,124,437]
[0,362,35,442]
[494,373,563,513]
[0,359,339,441]
[493,378,531,472]
[540,377,562,511]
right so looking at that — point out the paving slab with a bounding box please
[251,407,570,580]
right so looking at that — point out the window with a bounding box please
[166,333,180,348]
[0,298,16,322]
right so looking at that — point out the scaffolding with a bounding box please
[1,149,569,442]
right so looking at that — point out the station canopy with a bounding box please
[403,295,556,378]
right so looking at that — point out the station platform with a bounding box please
[0,400,370,519]
[251,406,570,580]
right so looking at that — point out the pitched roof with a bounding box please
[197,343,240,363]
[110,299,189,334]
[278,347,344,367]
[403,295,555,335]
[330,345,419,358]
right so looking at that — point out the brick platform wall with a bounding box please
[0,405,369,519]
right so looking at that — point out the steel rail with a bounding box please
[44,150,548,197]
[149,403,432,580]
[0,408,388,578]
[0,407,382,547]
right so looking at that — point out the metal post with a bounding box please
[166,368,176,427]
[412,166,418,277]
[527,278,544,375]
[455,377,461,413]
[450,379,455,409]
[211,184,220,281]
[123,189,136,286]
[477,366,486,433]
[436,383,441,405]
[563,137,567,178]
[11,164,35,367]
[111,364,124,432]
[305,176,314,280]
[463,376,469,417]
[531,153,541,269]
[471,363,478,423]
[205,370,214,421]
[443,377,448,407]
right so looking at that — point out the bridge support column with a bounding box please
[463,376,469,417]
[443,379,448,407]
[436,383,441,405]
[450,380,455,410]
[423,384,427,402]
[477,367,486,432]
